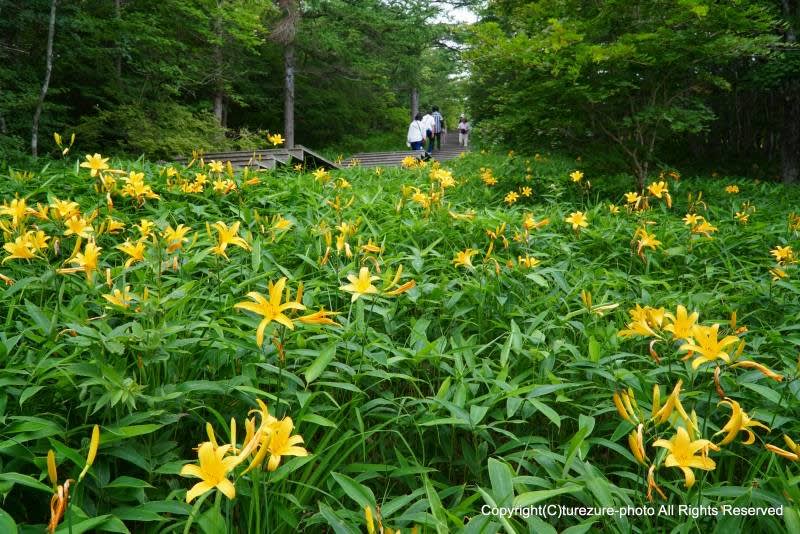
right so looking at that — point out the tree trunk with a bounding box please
[411,87,419,119]
[213,10,225,126]
[781,81,800,184]
[213,90,225,126]
[274,0,298,148]
[114,0,123,80]
[31,0,58,158]
[284,42,295,148]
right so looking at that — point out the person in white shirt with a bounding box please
[406,113,426,151]
[431,106,444,150]
[458,115,470,148]
[421,111,435,153]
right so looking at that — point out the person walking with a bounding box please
[458,115,470,148]
[407,113,427,151]
[432,106,444,150]
[421,110,435,153]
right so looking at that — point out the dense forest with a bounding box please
[0,0,465,159]
[1,0,799,182]
[467,0,800,184]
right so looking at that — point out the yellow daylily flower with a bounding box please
[163,224,191,253]
[235,277,306,346]
[564,211,588,231]
[647,181,668,198]
[365,505,376,534]
[683,213,703,226]
[653,427,718,488]
[766,435,800,462]
[692,220,718,237]
[263,417,308,471]
[64,216,93,239]
[47,449,58,488]
[340,267,380,302]
[59,241,102,282]
[105,217,126,234]
[635,228,661,255]
[3,236,36,263]
[771,245,794,265]
[618,314,658,339]
[652,380,693,428]
[103,286,134,308]
[134,219,155,239]
[0,198,34,227]
[663,305,698,341]
[116,240,146,268]
[312,168,331,182]
[80,153,109,177]
[78,425,100,481]
[267,133,284,146]
[729,360,783,382]
[570,170,584,182]
[210,221,251,259]
[628,423,648,465]
[121,171,159,203]
[679,324,740,369]
[714,399,770,446]
[624,192,641,205]
[298,308,340,326]
[49,198,80,221]
[452,248,478,269]
[180,442,241,503]
[518,255,540,269]
[613,389,639,424]
[647,464,667,501]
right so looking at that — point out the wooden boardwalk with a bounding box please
[174,145,340,170]
[172,134,468,172]
[343,133,468,168]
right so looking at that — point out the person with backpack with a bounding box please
[431,106,444,151]
[458,115,470,148]
[420,110,435,153]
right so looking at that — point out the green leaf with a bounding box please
[476,486,515,534]
[318,502,359,534]
[422,473,448,534]
[197,506,226,534]
[104,424,164,440]
[298,413,337,428]
[105,476,154,489]
[588,336,601,362]
[513,485,582,507]
[304,343,337,384]
[0,508,17,534]
[563,415,595,476]
[741,383,782,405]
[331,472,376,509]
[0,472,52,493]
[488,458,514,507]
[19,385,44,407]
[528,398,561,429]
[54,515,128,534]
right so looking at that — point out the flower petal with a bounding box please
[186,481,214,503]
